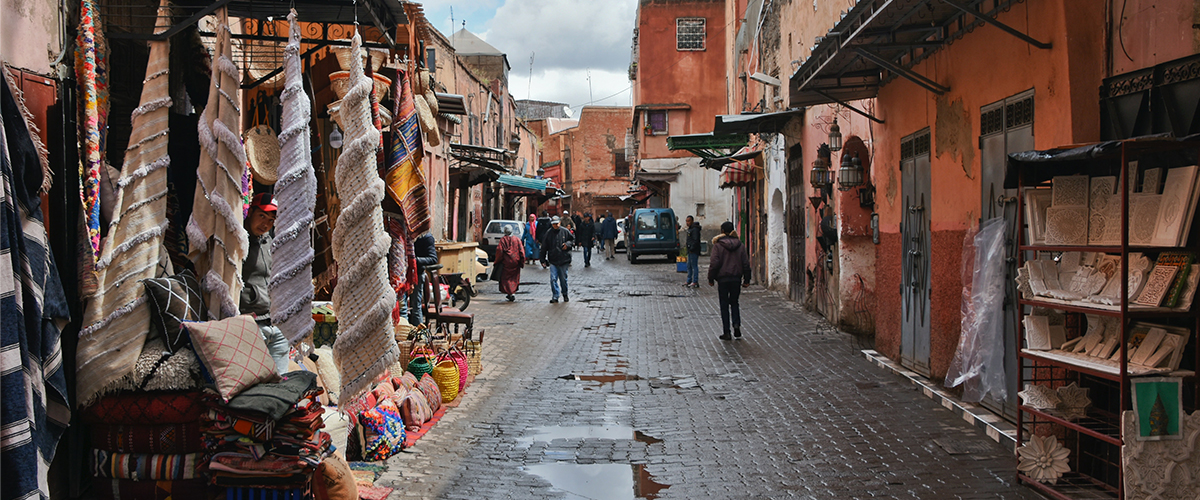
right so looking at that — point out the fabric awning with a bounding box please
[719,147,763,188]
[712,110,802,135]
[701,148,762,170]
[788,0,1051,109]
[497,174,550,193]
[666,132,750,159]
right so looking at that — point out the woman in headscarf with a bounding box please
[522,213,540,265]
[497,225,525,301]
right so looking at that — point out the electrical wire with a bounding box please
[1118,0,1133,62]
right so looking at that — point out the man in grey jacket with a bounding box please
[241,193,290,373]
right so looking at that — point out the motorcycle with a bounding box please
[438,272,476,311]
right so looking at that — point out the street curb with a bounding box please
[861,349,1018,451]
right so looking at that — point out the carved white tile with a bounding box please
[1056,383,1092,421]
[1052,175,1089,207]
[1135,264,1179,307]
[1045,206,1089,245]
[1128,194,1162,246]
[1090,176,1116,211]
[1018,383,1061,409]
[1151,166,1198,246]
[1123,410,1200,500]
[1024,188,1053,245]
[1142,167,1163,194]
[1018,435,1070,484]
[1129,161,1140,195]
[1025,315,1053,350]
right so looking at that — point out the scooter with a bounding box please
[439,272,476,311]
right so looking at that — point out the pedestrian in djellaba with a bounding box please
[708,221,751,340]
[495,225,525,301]
[523,213,540,265]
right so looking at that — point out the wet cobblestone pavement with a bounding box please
[376,251,1040,499]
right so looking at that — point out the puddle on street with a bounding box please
[517,425,634,445]
[524,463,669,500]
[633,430,662,444]
[574,374,641,383]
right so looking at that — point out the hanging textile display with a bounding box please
[76,0,173,408]
[330,33,399,404]
[188,7,248,320]
[269,10,316,346]
[384,68,431,236]
[385,215,415,295]
[1,66,71,500]
[74,0,110,295]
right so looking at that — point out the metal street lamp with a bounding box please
[810,156,832,189]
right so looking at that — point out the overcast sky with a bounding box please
[418,0,638,115]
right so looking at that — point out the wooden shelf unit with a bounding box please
[1013,138,1200,499]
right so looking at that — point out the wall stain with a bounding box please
[935,95,975,180]
[885,167,898,207]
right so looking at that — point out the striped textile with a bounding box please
[330,33,399,405]
[77,0,173,408]
[268,10,316,346]
[1,67,71,500]
[384,69,430,236]
[187,7,248,320]
[90,450,202,481]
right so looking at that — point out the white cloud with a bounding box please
[480,0,637,73]
[418,0,500,36]
[523,68,632,110]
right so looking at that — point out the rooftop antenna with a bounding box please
[587,68,593,104]
[527,52,535,100]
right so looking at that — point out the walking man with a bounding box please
[684,215,701,288]
[576,213,596,267]
[496,225,524,301]
[708,221,751,340]
[541,216,574,303]
[600,211,618,260]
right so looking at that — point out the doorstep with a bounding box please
[861,349,1018,451]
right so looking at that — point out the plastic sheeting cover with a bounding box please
[945,217,1008,403]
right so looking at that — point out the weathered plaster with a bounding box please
[1,0,60,75]
[934,95,975,180]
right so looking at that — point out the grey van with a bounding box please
[625,208,679,263]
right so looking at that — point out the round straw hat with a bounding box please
[243,124,279,185]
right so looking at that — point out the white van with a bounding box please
[481,219,525,259]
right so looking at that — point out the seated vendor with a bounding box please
[241,193,290,374]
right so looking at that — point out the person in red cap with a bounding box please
[242,193,288,374]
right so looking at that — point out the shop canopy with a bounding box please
[450,143,509,186]
[787,0,1052,121]
[718,147,763,188]
[666,132,749,159]
[712,110,803,135]
[1003,134,1200,189]
[496,174,550,195]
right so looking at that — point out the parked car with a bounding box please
[480,219,524,260]
[475,248,491,282]
[625,208,679,263]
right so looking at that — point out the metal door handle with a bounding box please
[997,195,1016,207]
[909,250,921,257]
[909,205,924,214]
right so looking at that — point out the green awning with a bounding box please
[497,174,549,193]
[666,132,749,159]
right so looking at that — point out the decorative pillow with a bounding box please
[397,389,432,430]
[395,372,417,392]
[313,453,358,500]
[359,399,405,461]
[185,315,279,402]
[142,270,207,353]
[415,374,442,413]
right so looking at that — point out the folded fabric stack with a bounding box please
[83,391,212,500]
[202,371,332,495]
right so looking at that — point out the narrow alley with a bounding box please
[377,253,1036,499]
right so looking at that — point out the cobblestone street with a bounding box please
[377,251,1039,499]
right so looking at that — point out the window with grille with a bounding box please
[614,150,630,177]
[677,18,705,51]
[647,110,667,135]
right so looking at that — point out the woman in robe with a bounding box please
[497,225,525,301]
[522,213,540,265]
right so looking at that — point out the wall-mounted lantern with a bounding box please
[837,153,863,191]
[827,117,842,152]
[810,144,833,190]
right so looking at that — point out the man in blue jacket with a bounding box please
[599,212,619,260]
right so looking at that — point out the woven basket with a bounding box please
[330,71,392,100]
[463,340,482,376]
[406,356,433,379]
[414,95,439,146]
[330,42,387,72]
[440,349,469,390]
[431,359,459,403]
[243,125,279,185]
